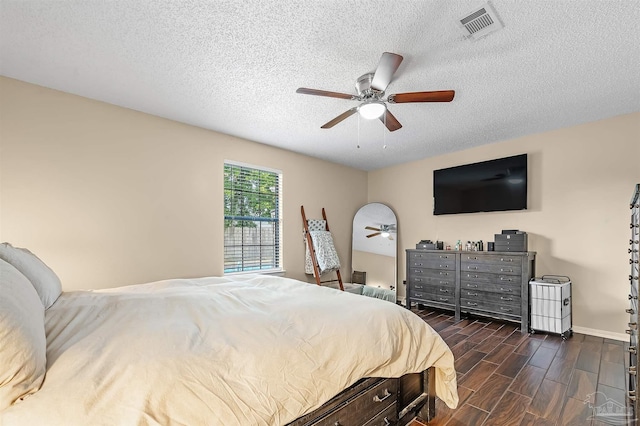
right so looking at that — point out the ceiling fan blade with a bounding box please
[370,52,403,92]
[380,109,402,132]
[321,107,358,129]
[366,232,381,238]
[388,90,455,103]
[365,226,381,231]
[296,87,357,100]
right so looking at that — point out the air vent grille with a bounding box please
[458,2,504,40]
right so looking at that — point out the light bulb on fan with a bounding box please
[358,101,386,120]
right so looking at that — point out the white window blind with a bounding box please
[224,162,281,273]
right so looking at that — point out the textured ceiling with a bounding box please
[1,1,639,171]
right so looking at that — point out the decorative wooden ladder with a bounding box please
[301,206,344,291]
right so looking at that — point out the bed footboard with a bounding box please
[286,367,436,426]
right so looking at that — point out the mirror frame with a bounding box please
[351,202,397,293]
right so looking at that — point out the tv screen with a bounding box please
[433,154,527,215]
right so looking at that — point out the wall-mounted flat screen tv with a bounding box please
[433,154,527,215]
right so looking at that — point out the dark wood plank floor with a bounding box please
[411,307,636,426]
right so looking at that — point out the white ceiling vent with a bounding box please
[458,2,504,40]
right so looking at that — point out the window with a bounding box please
[224,161,281,273]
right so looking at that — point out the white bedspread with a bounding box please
[1,274,458,425]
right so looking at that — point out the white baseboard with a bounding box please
[571,325,628,342]
[401,298,628,341]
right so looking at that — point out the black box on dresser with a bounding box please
[494,232,528,252]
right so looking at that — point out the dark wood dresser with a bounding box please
[406,249,536,334]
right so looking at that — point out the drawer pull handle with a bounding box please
[501,268,513,272]
[440,281,448,285]
[467,302,478,306]
[415,263,423,266]
[467,284,478,288]
[501,297,513,301]
[468,266,478,270]
[440,272,449,276]
[415,278,423,282]
[439,297,449,302]
[500,277,513,282]
[500,307,513,312]
[467,292,478,296]
[468,256,478,260]
[415,292,423,298]
[439,255,449,259]
[440,264,449,268]
[373,389,392,403]
[439,289,449,293]
[500,287,513,292]
[500,258,514,262]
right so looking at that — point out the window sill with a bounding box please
[224,269,286,278]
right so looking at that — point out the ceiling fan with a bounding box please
[296,52,455,132]
[365,224,396,239]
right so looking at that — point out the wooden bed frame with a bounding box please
[287,367,436,425]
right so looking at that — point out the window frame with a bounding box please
[223,160,283,275]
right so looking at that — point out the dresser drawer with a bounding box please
[408,268,454,280]
[412,289,455,306]
[460,271,521,285]
[408,251,455,262]
[461,298,522,317]
[413,285,455,298]
[460,261,522,275]
[313,379,398,425]
[461,279,521,295]
[460,289,520,306]
[407,257,455,271]
[460,253,523,265]
[409,276,455,290]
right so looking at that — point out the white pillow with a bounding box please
[0,243,62,309]
[0,258,47,410]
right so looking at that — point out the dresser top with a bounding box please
[407,248,536,257]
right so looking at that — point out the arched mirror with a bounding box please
[351,203,397,297]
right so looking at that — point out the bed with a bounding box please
[0,244,458,425]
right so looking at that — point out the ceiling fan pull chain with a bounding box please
[357,113,360,148]
[383,113,387,149]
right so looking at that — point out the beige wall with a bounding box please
[2,76,638,336]
[368,112,640,335]
[0,77,367,290]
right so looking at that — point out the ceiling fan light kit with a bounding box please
[297,52,454,132]
[358,101,386,120]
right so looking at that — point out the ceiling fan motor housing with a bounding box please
[356,72,382,98]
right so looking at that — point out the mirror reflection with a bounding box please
[352,203,397,297]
